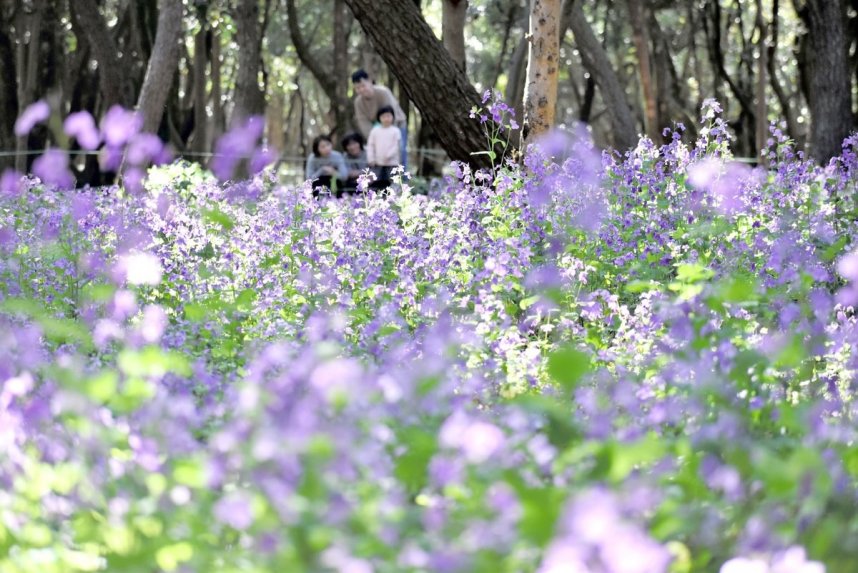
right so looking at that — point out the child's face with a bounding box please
[345,140,362,156]
[318,140,333,156]
[379,112,394,127]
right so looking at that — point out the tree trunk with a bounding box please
[561,0,637,150]
[15,0,45,172]
[442,0,467,73]
[210,26,225,141]
[755,0,768,162]
[344,0,500,169]
[136,0,182,134]
[192,1,208,154]
[232,0,266,124]
[523,0,560,144]
[767,0,799,145]
[69,0,133,108]
[332,0,355,136]
[285,0,344,134]
[0,13,18,170]
[803,0,852,162]
[628,0,659,142]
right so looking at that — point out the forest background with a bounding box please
[0,0,856,186]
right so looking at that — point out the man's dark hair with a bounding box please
[311,134,333,157]
[376,105,395,122]
[351,69,370,84]
[341,132,365,150]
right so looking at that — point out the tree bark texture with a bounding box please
[69,0,134,108]
[332,0,355,136]
[803,0,853,162]
[442,0,468,73]
[561,0,637,150]
[523,0,560,144]
[136,0,182,134]
[232,0,266,124]
[344,0,500,169]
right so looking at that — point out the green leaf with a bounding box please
[519,295,540,310]
[85,371,118,402]
[675,263,714,283]
[202,207,235,231]
[394,428,438,492]
[156,542,194,572]
[546,346,590,393]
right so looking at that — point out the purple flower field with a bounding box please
[0,100,856,572]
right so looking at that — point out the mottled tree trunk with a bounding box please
[523,0,560,144]
[136,0,182,134]
[442,0,467,73]
[344,0,500,169]
[803,0,853,162]
[232,0,266,124]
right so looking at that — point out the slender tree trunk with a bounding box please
[232,0,266,124]
[628,0,659,141]
[505,35,528,121]
[523,0,560,144]
[15,0,45,172]
[561,0,637,150]
[489,2,520,90]
[442,0,468,73]
[803,0,852,162]
[755,0,768,162]
[767,0,799,145]
[136,0,182,134]
[344,0,501,169]
[0,15,18,170]
[333,0,355,136]
[211,27,225,141]
[192,1,209,154]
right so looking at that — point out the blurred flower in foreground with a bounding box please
[32,149,74,189]
[14,100,50,136]
[835,248,858,306]
[64,111,101,150]
[721,546,824,573]
[687,157,761,215]
[113,252,163,286]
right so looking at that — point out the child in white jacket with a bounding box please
[366,105,401,189]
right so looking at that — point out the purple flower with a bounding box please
[0,169,23,196]
[836,249,858,282]
[126,133,164,166]
[101,105,142,147]
[213,492,253,530]
[32,149,74,189]
[14,100,50,136]
[64,111,101,150]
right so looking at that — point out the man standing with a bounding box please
[352,69,408,169]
